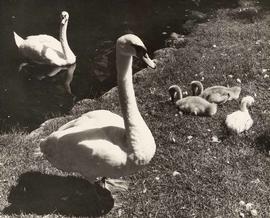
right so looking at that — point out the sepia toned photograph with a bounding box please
[0,0,269,217]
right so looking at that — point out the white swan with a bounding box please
[39,34,156,192]
[225,96,254,134]
[169,85,217,116]
[190,81,241,104]
[14,11,76,66]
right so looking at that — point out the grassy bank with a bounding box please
[1,1,270,217]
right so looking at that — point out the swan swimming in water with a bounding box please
[169,85,217,116]
[225,95,254,134]
[190,81,241,104]
[14,11,76,66]
[39,34,156,195]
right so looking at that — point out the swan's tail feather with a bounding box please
[13,32,24,47]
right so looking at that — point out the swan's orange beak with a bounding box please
[142,53,156,69]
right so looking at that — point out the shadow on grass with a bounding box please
[2,171,114,217]
[255,129,270,155]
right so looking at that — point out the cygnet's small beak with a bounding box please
[142,53,156,69]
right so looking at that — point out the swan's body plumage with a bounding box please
[14,11,76,66]
[40,34,156,184]
[25,35,62,50]
[41,110,129,179]
[225,96,254,134]
[191,81,241,104]
[16,34,65,65]
[176,96,217,116]
[169,85,217,116]
[225,110,253,134]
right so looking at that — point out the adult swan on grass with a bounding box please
[14,11,76,66]
[39,34,156,196]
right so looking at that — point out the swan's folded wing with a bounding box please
[40,124,127,176]
[20,35,64,64]
[225,111,239,129]
[244,116,253,131]
[78,139,128,167]
[58,110,124,131]
[26,35,63,51]
[207,93,229,104]
[226,111,252,133]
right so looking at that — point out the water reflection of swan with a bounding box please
[39,34,156,198]
[13,11,76,66]
[20,63,76,96]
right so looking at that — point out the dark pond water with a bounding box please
[0,0,246,131]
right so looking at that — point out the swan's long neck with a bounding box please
[191,81,204,96]
[175,86,183,101]
[116,51,155,162]
[115,37,156,165]
[169,85,182,103]
[117,53,143,130]
[240,101,248,112]
[59,21,74,60]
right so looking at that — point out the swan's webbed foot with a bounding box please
[105,178,129,192]
[105,178,129,208]
[94,177,129,208]
[95,177,128,192]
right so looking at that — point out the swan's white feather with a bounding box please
[19,38,66,65]
[40,35,156,186]
[190,81,241,104]
[14,32,24,47]
[225,110,253,134]
[14,11,76,66]
[40,110,145,180]
[26,35,63,52]
[58,110,124,130]
[225,95,254,134]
